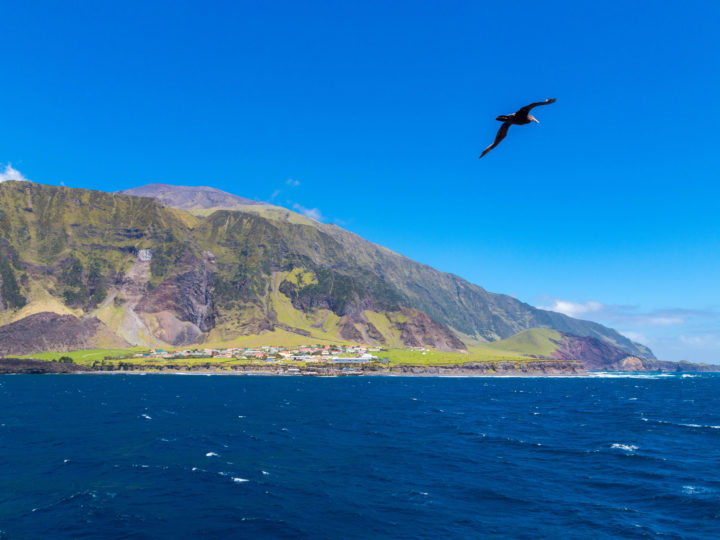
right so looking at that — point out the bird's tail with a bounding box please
[495,115,509,121]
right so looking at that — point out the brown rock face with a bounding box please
[396,311,467,352]
[339,320,364,342]
[551,332,720,372]
[552,333,629,369]
[239,317,275,335]
[618,356,645,370]
[552,333,649,371]
[366,322,386,343]
[0,312,127,355]
[136,252,217,345]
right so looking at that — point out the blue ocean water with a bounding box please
[1,374,720,539]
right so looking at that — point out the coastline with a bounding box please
[3,358,717,377]
[0,357,586,376]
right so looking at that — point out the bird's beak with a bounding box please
[531,118,540,124]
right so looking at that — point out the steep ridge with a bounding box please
[0,181,654,358]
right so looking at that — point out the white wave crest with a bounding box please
[611,443,638,451]
[679,423,720,430]
[682,485,714,495]
[590,372,675,379]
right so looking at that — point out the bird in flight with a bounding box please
[479,98,556,158]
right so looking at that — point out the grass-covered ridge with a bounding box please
[482,328,562,357]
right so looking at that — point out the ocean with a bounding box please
[1,373,719,539]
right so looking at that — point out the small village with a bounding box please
[135,344,384,364]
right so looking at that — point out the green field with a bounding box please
[19,349,305,370]
[21,347,151,365]
[16,327,567,370]
[19,346,545,370]
[382,347,545,366]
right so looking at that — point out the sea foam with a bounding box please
[611,443,638,451]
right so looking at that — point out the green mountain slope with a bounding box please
[482,328,564,357]
[0,181,654,359]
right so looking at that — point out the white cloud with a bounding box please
[292,203,324,222]
[538,299,605,318]
[642,316,685,326]
[538,298,712,328]
[679,334,720,348]
[286,178,300,187]
[0,164,27,182]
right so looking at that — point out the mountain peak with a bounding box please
[119,183,262,211]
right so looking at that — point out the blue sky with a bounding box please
[2,1,718,361]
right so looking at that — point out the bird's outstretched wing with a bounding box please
[479,122,511,158]
[516,98,556,116]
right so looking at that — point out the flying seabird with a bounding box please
[479,98,556,158]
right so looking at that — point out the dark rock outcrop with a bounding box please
[276,323,312,337]
[0,312,127,355]
[0,358,88,374]
[551,333,633,370]
[366,322,386,343]
[395,311,467,352]
[339,320,364,342]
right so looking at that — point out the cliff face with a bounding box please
[0,181,654,358]
[549,332,713,372]
[396,311,467,352]
[135,252,217,345]
[552,333,634,370]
